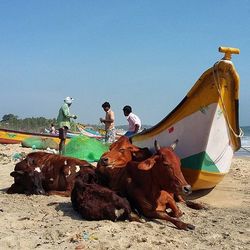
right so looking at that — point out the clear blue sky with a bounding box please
[1,0,250,126]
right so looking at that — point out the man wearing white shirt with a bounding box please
[123,105,141,137]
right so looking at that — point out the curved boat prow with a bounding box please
[132,47,241,190]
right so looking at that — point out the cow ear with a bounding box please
[81,162,92,168]
[170,139,179,150]
[154,140,161,152]
[137,156,159,171]
[10,170,24,177]
[128,146,140,152]
[27,158,35,166]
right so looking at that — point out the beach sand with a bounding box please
[0,144,249,250]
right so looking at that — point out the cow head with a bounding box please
[99,136,151,168]
[75,167,98,187]
[9,167,45,195]
[155,140,191,195]
[99,148,134,168]
[139,140,191,195]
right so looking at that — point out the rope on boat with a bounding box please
[212,62,244,138]
[240,146,250,154]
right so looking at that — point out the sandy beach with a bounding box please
[0,144,249,250]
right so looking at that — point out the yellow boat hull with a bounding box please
[0,129,70,145]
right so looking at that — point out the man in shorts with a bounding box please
[100,102,116,143]
[57,97,77,154]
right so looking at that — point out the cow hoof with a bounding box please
[186,223,195,230]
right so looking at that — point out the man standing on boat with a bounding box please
[57,97,77,154]
[100,102,116,143]
[123,105,141,137]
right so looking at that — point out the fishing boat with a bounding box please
[0,126,104,145]
[132,47,242,190]
[0,128,69,144]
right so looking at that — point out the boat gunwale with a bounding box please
[132,59,241,151]
[0,128,61,138]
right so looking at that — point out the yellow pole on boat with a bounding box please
[219,47,240,60]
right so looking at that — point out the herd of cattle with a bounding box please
[7,136,204,230]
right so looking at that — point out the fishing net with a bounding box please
[63,135,109,162]
[21,137,59,150]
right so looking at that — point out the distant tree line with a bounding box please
[0,114,57,133]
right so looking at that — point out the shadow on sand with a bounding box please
[51,201,82,221]
[188,188,214,200]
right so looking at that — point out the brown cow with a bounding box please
[98,138,203,212]
[96,136,152,194]
[7,152,92,196]
[71,166,138,221]
[124,141,195,230]
[98,139,195,230]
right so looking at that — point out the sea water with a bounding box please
[234,126,250,157]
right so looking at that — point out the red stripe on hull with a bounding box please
[0,138,21,144]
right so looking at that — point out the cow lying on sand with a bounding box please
[71,166,139,222]
[125,141,195,230]
[97,138,196,230]
[7,152,92,196]
[7,138,199,229]
[98,137,204,213]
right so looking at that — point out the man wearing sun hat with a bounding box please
[57,97,77,154]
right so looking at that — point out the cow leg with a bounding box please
[127,187,192,230]
[166,197,183,218]
[138,195,194,230]
[128,212,142,223]
[175,195,205,210]
[47,190,70,197]
[156,191,182,218]
[150,210,195,230]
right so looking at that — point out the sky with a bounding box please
[1,0,250,126]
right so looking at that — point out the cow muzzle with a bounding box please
[35,188,46,195]
[100,157,109,166]
[182,185,192,195]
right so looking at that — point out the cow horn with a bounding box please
[170,139,179,150]
[154,140,161,152]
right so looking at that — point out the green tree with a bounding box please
[1,114,18,122]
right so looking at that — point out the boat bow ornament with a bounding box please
[213,47,244,139]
